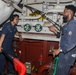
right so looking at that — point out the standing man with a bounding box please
[49,5,76,75]
[0,14,23,75]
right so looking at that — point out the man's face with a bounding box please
[63,8,74,23]
[63,8,69,23]
[13,16,19,25]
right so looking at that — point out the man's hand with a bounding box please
[53,49,61,57]
[19,35,23,41]
[48,26,57,34]
[0,47,3,52]
[16,32,23,41]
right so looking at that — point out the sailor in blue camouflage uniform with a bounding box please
[49,5,76,75]
[0,14,23,75]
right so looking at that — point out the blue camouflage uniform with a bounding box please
[56,18,76,75]
[0,22,17,73]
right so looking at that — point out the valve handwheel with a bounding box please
[24,23,31,32]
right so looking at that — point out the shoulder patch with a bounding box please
[68,31,72,36]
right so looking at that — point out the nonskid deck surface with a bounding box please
[2,73,17,75]
[6,74,18,75]
[1,71,17,75]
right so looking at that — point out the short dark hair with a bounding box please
[10,14,19,21]
[65,5,76,14]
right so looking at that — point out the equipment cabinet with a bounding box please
[13,38,59,74]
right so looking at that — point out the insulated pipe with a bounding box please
[13,3,23,13]
[57,0,60,5]
[2,0,23,13]
[20,15,41,20]
[37,64,50,75]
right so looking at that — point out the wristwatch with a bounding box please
[60,49,62,52]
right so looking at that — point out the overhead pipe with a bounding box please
[24,2,44,5]
[13,3,23,13]
[20,15,41,20]
[2,0,23,13]
[2,0,42,20]
[12,4,41,19]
